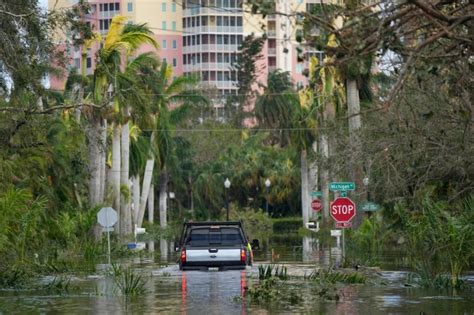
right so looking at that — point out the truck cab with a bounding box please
[175,221,258,271]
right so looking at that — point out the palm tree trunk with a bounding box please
[148,184,154,223]
[159,170,169,229]
[301,149,309,227]
[347,79,363,227]
[87,120,102,206]
[137,159,154,227]
[121,118,131,235]
[132,175,140,226]
[99,119,107,203]
[308,141,318,221]
[319,132,330,223]
[112,123,122,235]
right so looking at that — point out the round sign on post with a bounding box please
[330,197,356,223]
[97,207,118,228]
[311,198,322,212]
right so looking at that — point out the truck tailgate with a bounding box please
[186,248,241,262]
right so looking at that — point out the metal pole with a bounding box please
[226,188,229,221]
[265,186,269,215]
[106,212,111,265]
[107,229,111,265]
[342,228,345,261]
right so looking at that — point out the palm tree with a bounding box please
[255,70,300,147]
[308,53,346,222]
[90,16,157,235]
[291,88,317,226]
[133,61,207,228]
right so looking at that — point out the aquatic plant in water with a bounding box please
[107,264,147,296]
[258,264,288,280]
[307,269,366,284]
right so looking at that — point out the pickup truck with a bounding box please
[175,221,259,271]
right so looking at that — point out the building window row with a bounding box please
[99,3,120,12]
[99,19,113,31]
[162,39,178,49]
[183,52,238,65]
[183,34,243,46]
[200,71,237,82]
[183,0,242,9]
[183,16,243,28]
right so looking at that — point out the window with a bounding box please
[86,57,92,68]
[162,39,167,49]
[172,3,176,12]
[172,40,177,49]
[172,21,176,31]
[173,58,177,67]
[161,2,166,12]
[127,2,133,11]
[163,57,167,64]
[115,3,120,11]
[296,63,303,74]
[74,58,80,69]
[162,21,167,30]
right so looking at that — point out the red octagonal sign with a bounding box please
[330,197,356,223]
[311,199,322,211]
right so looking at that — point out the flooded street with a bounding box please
[1,236,473,314]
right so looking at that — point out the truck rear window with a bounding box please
[186,227,243,247]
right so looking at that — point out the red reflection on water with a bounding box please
[240,270,247,315]
[181,272,187,314]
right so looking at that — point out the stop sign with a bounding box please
[311,198,322,211]
[330,197,356,222]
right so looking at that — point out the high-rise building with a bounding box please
[48,0,334,95]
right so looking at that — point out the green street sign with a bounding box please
[360,201,381,212]
[329,182,355,191]
[311,191,322,197]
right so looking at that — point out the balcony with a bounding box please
[184,7,243,16]
[268,47,277,55]
[267,30,276,37]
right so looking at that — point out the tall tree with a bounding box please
[231,34,265,126]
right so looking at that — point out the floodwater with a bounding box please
[1,236,473,314]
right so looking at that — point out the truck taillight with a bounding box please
[181,249,186,263]
[240,249,246,263]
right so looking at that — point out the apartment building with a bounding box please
[48,0,332,95]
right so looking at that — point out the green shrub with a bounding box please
[397,194,474,289]
[272,217,302,233]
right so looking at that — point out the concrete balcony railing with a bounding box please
[184,7,243,16]
[198,26,243,33]
[267,30,276,37]
[268,65,277,72]
[200,44,240,52]
[268,47,277,55]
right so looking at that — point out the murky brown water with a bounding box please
[0,236,473,314]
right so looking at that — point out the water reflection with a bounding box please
[160,238,169,261]
[179,270,248,314]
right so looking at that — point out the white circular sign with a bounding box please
[97,207,118,228]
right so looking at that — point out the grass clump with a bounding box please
[258,264,288,280]
[107,263,147,296]
[307,269,366,284]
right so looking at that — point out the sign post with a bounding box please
[330,195,357,260]
[97,207,118,265]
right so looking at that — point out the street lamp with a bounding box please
[224,178,231,221]
[363,175,371,218]
[363,176,369,201]
[265,178,271,216]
